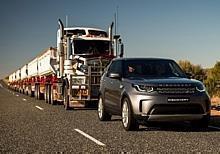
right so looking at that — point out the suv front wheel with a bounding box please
[121,97,139,131]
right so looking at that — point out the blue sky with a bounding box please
[0,0,220,79]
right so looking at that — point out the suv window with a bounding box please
[124,59,186,78]
[107,60,122,77]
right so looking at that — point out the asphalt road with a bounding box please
[1,84,220,153]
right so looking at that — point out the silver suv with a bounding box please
[98,58,210,131]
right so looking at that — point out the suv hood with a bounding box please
[124,77,202,86]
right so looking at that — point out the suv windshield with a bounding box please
[124,59,186,78]
[73,40,110,55]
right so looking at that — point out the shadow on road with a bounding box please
[210,114,220,127]
[136,119,220,132]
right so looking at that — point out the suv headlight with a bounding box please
[196,83,206,92]
[133,84,154,93]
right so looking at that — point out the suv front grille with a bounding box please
[156,87,196,94]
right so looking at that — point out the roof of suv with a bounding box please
[113,57,175,61]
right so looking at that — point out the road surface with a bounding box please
[1,84,220,153]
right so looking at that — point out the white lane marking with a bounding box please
[208,125,220,130]
[35,106,44,111]
[22,98,27,101]
[74,129,106,146]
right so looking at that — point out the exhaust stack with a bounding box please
[108,22,114,55]
[58,19,65,77]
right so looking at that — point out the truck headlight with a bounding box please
[133,84,154,93]
[196,83,206,92]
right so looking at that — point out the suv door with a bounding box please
[104,60,123,114]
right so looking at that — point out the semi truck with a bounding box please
[8,19,123,109]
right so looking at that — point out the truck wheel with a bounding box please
[97,96,111,121]
[121,97,139,131]
[64,86,70,110]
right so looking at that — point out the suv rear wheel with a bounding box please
[98,96,111,121]
[122,97,139,131]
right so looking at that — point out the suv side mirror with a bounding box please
[109,73,121,79]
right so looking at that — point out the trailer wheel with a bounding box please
[45,85,48,103]
[31,90,34,97]
[64,86,70,110]
[38,85,44,100]
[50,85,56,105]
[35,84,39,99]
[47,85,50,104]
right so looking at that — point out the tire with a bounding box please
[50,85,56,105]
[191,114,210,128]
[121,97,139,131]
[97,96,111,121]
[47,85,51,104]
[35,84,39,99]
[38,85,44,100]
[45,85,48,103]
[63,86,70,110]
[37,85,40,100]
[31,90,34,97]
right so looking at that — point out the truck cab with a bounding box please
[56,20,123,109]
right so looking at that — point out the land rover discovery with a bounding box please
[97,58,210,131]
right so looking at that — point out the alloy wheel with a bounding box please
[98,97,103,119]
[122,100,129,128]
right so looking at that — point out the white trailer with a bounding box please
[20,64,28,93]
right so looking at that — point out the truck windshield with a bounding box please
[73,40,110,55]
[124,59,187,78]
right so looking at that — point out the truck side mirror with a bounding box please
[118,38,124,58]
[119,43,124,58]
